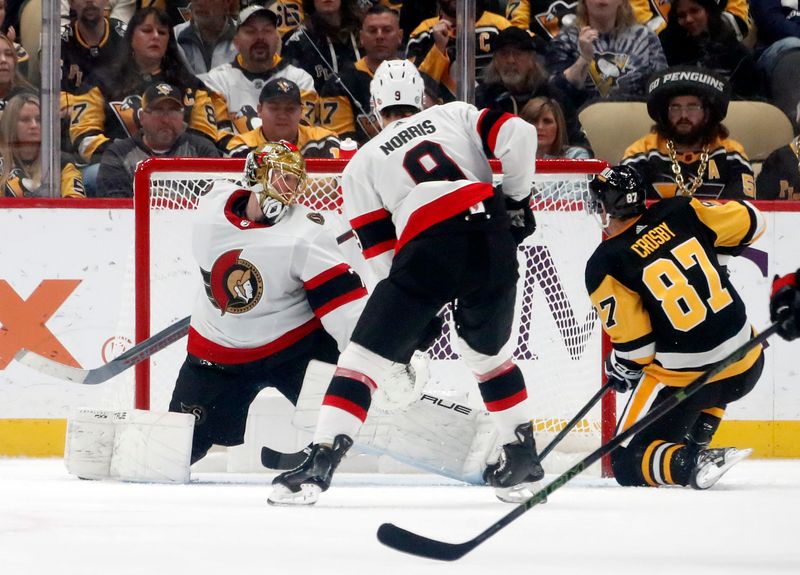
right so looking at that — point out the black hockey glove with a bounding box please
[505,193,536,245]
[604,351,643,393]
[416,314,444,351]
[770,270,800,341]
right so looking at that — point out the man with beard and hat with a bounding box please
[621,66,755,199]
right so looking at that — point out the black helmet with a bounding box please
[588,165,646,220]
[646,66,730,126]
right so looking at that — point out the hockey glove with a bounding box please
[604,351,643,393]
[770,270,800,341]
[505,193,536,245]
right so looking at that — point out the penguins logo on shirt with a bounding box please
[109,94,143,138]
[205,249,264,315]
[589,53,630,97]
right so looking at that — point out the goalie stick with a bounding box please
[377,322,779,561]
[14,316,191,384]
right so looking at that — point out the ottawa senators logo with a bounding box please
[201,249,264,316]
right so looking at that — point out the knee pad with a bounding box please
[456,335,514,379]
[337,342,394,388]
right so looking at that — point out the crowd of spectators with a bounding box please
[0,0,795,199]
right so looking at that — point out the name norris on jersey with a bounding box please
[630,222,676,257]
[379,120,436,155]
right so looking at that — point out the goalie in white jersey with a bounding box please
[168,141,368,464]
[270,60,544,505]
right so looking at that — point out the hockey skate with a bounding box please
[483,422,545,503]
[268,435,353,506]
[689,447,752,490]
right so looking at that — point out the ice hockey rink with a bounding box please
[2,457,798,575]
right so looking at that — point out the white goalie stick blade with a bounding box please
[14,316,191,385]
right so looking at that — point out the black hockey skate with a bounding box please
[268,435,353,506]
[483,422,545,503]
[689,447,752,490]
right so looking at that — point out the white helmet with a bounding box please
[370,59,424,126]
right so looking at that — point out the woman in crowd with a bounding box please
[659,0,760,99]
[281,0,362,92]
[520,96,592,159]
[0,94,84,198]
[67,7,227,188]
[0,32,34,114]
[546,0,666,108]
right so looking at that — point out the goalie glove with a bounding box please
[604,350,643,393]
[770,270,800,341]
[504,191,536,245]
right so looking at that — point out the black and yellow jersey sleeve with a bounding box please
[60,161,86,199]
[689,198,766,253]
[631,0,749,37]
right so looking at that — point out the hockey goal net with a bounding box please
[126,157,614,475]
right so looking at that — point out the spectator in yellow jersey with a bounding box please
[622,66,755,200]
[239,78,339,158]
[406,0,512,102]
[0,94,85,198]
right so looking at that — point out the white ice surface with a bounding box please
[1,458,798,575]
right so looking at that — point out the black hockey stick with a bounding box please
[14,316,191,384]
[377,322,778,561]
[539,380,615,460]
[260,445,309,470]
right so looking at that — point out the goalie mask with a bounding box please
[243,141,307,224]
[370,59,424,127]
[588,165,646,227]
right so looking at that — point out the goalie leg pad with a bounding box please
[64,407,117,480]
[110,410,195,484]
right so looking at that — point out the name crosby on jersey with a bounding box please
[630,221,677,258]
[379,119,437,156]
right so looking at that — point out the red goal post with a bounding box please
[132,156,614,475]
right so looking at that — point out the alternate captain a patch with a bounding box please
[201,249,264,315]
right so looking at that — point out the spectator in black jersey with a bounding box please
[0,32,33,114]
[97,82,220,198]
[659,0,760,100]
[317,5,403,144]
[756,125,800,200]
[621,66,755,200]
[61,0,127,94]
[0,93,86,198]
[69,8,238,194]
[174,0,238,76]
[476,26,585,146]
[281,0,362,92]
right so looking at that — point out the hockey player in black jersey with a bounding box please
[269,59,543,506]
[585,165,766,489]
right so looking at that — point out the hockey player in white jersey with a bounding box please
[270,60,542,505]
[168,141,368,463]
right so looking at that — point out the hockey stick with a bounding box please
[14,316,191,385]
[539,380,615,460]
[260,445,309,470]
[377,322,779,561]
